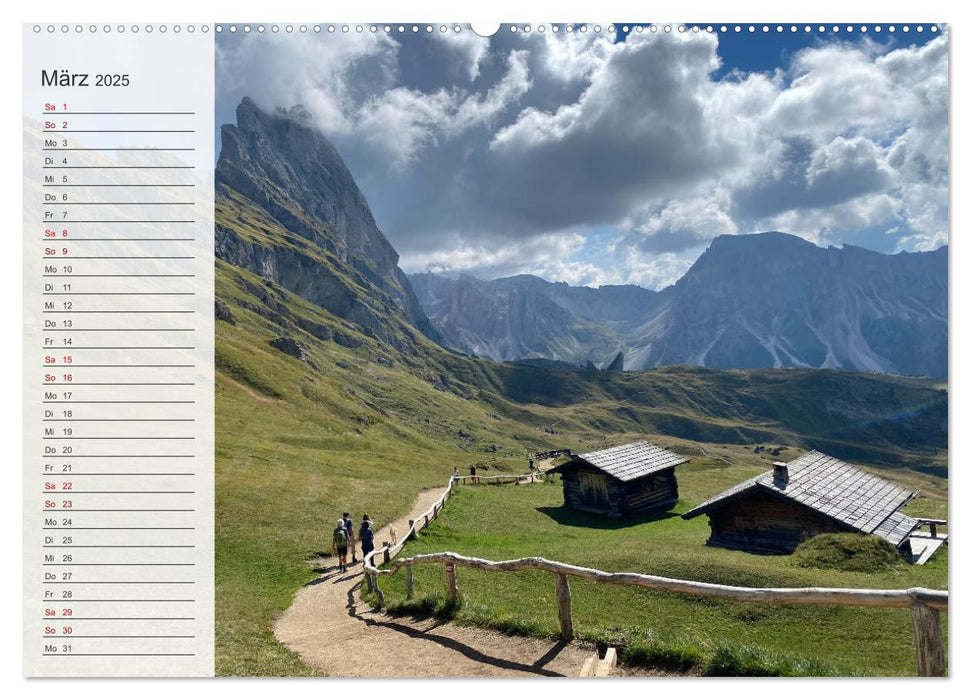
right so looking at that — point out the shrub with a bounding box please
[385,592,462,620]
[793,533,904,573]
[705,642,838,677]
[622,635,704,672]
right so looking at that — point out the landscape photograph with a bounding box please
[211,23,948,677]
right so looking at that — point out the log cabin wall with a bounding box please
[560,465,678,518]
[561,467,617,516]
[705,489,848,554]
[620,467,679,515]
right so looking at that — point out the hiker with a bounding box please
[359,514,375,564]
[529,457,535,471]
[469,465,477,483]
[452,466,459,481]
[332,519,349,573]
[342,512,357,563]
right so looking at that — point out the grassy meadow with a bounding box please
[374,475,947,676]
[212,191,947,676]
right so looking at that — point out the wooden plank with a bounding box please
[578,653,598,677]
[595,647,617,677]
[911,601,946,676]
[554,572,573,641]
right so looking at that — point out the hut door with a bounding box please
[578,472,609,508]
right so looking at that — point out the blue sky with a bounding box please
[215,23,947,289]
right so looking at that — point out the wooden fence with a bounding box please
[452,472,542,486]
[362,478,949,677]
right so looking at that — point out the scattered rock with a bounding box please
[297,318,334,342]
[333,332,363,349]
[376,356,394,368]
[605,351,624,372]
[214,300,236,325]
[269,336,306,361]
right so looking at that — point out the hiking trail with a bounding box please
[273,484,598,677]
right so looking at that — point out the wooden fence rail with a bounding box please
[452,473,541,485]
[362,478,948,677]
[361,473,537,595]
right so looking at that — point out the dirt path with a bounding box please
[273,485,595,677]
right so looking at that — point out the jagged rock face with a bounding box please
[411,232,947,377]
[218,98,396,269]
[605,352,624,372]
[409,273,626,366]
[631,232,947,376]
[216,97,439,346]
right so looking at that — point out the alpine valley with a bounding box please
[211,99,947,675]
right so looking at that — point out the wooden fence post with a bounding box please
[408,519,415,539]
[554,572,574,641]
[383,546,391,565]
[406,564,414,599]
[373,574,385,610]
[424,514,429,527]
[445,560,458,604]
[911,602,946,676]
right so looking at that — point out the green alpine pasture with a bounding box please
[213,202,947,676]
[375,479,947,676]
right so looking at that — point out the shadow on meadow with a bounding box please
[536,504,681,531]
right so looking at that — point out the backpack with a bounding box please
[333,527,347,547]
[343,517,354,535]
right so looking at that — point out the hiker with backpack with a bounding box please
[359,514,375,564]
[332,519,349,573]
[342,512,357,563]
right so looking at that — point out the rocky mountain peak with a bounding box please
[215,98,440,346]
[218,97,398,273]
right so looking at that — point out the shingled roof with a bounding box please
[682,450,920,546]
[549,440,688,482]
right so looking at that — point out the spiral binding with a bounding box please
[33,24,942,36]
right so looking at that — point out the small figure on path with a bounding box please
[529,457,534,471]
[342,512,357,563]
[332,520,349,573]
[470,465,477,483]
[359,514,375,564]
[452,466,459,481]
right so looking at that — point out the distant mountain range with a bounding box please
[214,98,946,379]
[209,97,947,469]
[411,233,947,377]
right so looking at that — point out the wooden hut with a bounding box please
[682,450,943,561]
[548,441,688,518]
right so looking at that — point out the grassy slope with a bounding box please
[378,480,947,676]
[213,188,948,676]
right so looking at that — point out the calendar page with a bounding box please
[21,17,950,680]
